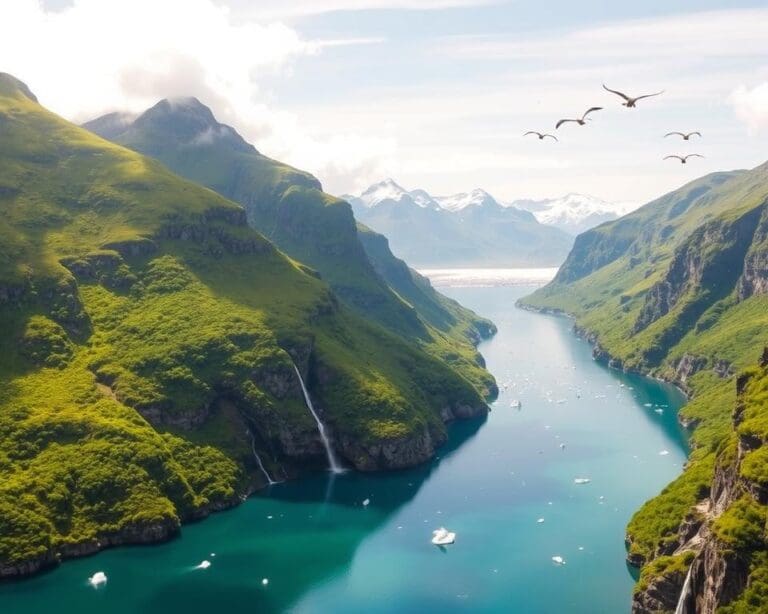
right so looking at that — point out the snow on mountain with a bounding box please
[511,193,637,235]
[434,188,500,212]
[344,179,440,210]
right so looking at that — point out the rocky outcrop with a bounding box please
[633,359,768,613]
[634,205,764,335]
[338,426,444,472]
[737,204,768,300]
[632,568,688,613]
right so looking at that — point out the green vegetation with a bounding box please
[520,161,768,607]
[84,98,496,398]
[0,74,491,574]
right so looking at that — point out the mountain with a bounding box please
[511,193,635,235]
[0,74,493,578]
[83,101,496,396]
[519,162,768,612]
[344,180,573,267]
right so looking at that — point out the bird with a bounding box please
[663,154,704,164]
[602,84,664,107]
[555,107,603,129]
[524,131,557,141]
[664,131,702,140]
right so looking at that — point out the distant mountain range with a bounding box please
[512,193,637,235]
[343,180,574,268]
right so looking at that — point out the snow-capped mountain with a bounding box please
[343,180,572,267]
[511,193,637,235]
[434,188,501,212]
[343,179,440,210]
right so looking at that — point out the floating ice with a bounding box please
[654,408,664,414]
[574,478,591,484]
[537,518,545,523]
[88,571,107,587]
[431,527,456,545]
[262,578,269,586]
[362,498,370,507]
[551,556,566,565]
[195,560,211,570]
[659,450,670,456]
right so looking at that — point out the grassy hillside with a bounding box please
[83,101,496,399]
[519,162,768,610]
[0,74,490,577]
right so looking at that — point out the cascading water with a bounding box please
[675,565,694,614]
[293,363,343,473]
[248,430,276,485]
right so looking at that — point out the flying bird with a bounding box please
[664,131,702,140]
[524,131,557,141]
[664,154,704,164]
[555,107,603,129]
[602,84,664,107]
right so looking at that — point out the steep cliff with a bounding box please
[520,161,768,611]
[0,74,490,578]
[83,100,496,401]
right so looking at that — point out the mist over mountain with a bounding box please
[511,193,637,236]
[343,179,572,268]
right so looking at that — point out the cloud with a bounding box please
[729,83,768,133]
[232,0,498,20]
[1,0,392,193]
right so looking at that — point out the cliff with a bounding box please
[520,161,768,611]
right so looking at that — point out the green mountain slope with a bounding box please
[0,74,490,578]
[82,100,496,395]
[520,162,768,611]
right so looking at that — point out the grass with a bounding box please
[519,159,768,604]
[0,74,491,571]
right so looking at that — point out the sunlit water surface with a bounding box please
[1,272,688,613]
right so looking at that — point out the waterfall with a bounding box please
[675,565,694,614]
[248,430,276,485]
[293,364,343,474]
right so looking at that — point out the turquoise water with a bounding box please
[1,284,688,613]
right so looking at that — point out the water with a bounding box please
[675,566,694,614]
[0,279,688,614]
[249,429,276,485]
[293,363,344,474]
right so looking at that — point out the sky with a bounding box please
[3,0,768,206]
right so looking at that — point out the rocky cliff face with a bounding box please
[632,358,768,614]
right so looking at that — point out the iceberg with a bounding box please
[551,556,566,565]
[574,477,591,484]
[195,560,211,570]
[88,571,108,587]
[431,527,456,545]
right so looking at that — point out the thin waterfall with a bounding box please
[675,565,694,614]
[293,363,343,474]
[248,430,276,485]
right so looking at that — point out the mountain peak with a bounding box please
[435,188,500,212]
[127,97,254,153]
[0,73,38,103]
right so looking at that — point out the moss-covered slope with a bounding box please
[0,74,489,577]
[519,162,768,611]
[83,100,496,400]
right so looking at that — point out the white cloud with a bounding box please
[729,83,768,133]
[231,0,498,20]
[0,0,391,191]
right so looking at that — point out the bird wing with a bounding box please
[684,154,704,160]
[581,107,603,120]
[633,90,664,102]
[664,132,685,138]
[688,131,702,138]
[602,84,630,101]
[543,134,558,141]
[664,155,683,161]
[523,131,540,137]
[555,119,576,129]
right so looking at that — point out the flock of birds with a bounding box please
[524,84,704,164]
